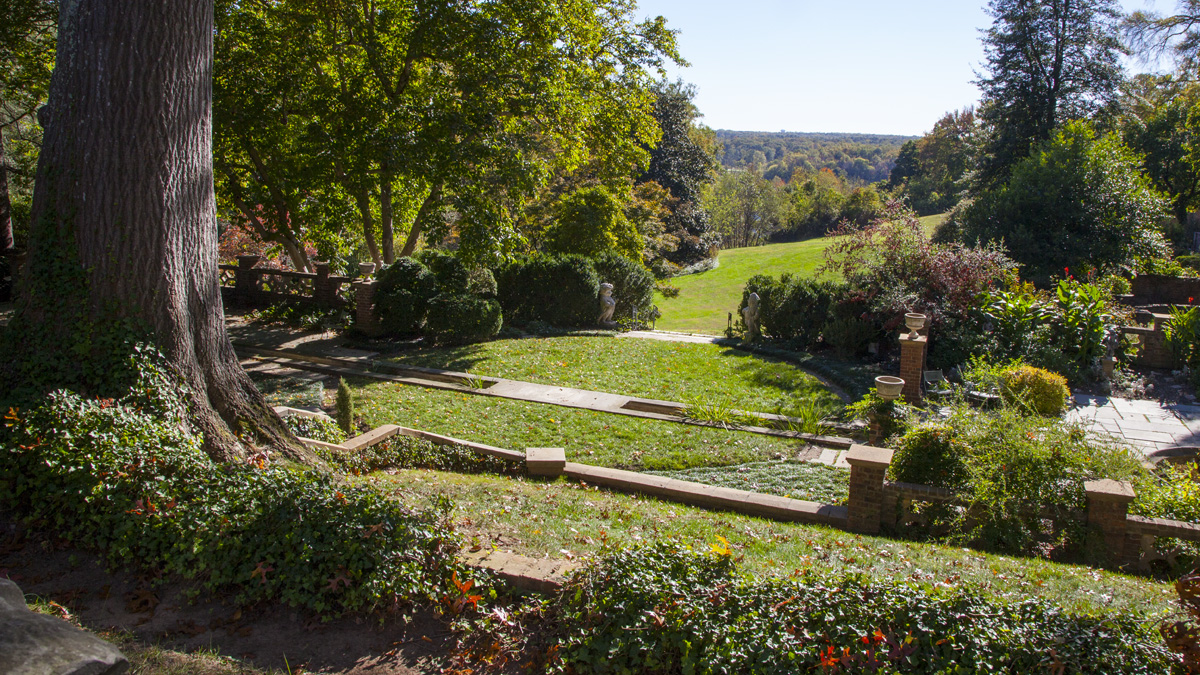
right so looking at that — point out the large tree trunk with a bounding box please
[0,129,12,252]
[400,183,442,258]
[354,187,383,266]
[380,167,394,265]
[21,0,314,465]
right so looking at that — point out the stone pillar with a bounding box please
[1084,479,1136,569]
[846,444,893,534]
[899,334,927,405]
[234,254,261,306]
[353,279,380,336]
[313,262,334,307]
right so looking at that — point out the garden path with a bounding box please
[1068,395,1200,455]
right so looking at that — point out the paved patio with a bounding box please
[1067,395,1200,454]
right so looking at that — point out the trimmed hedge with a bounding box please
[1000,364,1071,416]
[554,543,1178,674]
[375,257,438,335]
[591,251,656,323]
[425,293,503,345]
[741,274,844,349]
[495,254,600,327]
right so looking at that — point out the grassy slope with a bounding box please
[355,380,807,471]
[366,469,1172,618]
[380,335,842,413]
[657,213,947,335]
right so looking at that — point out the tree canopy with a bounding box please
[214,0,681,270]
[974,0,1124,191]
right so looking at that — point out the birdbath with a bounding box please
[904,313,927,340]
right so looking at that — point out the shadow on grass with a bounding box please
[379,343,489,374]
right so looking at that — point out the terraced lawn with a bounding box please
[363,468,1173,618]
[380,334,843,413]
[354,380,811,471]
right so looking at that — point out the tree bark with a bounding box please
[0,128,12,252]
[380,166,394,265]
[22,0,314,465]
[400,183,442,258]
[354,187,383,266]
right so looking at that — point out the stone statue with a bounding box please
[598,282,617,327]
[742,292,760,340]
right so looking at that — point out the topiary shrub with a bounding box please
[891,424,969,488]
[1000,365,1070,416]
[591,251,655,323]
[495,254,600,327]
[374,257,437,335]
[424,293,503,345]
[336,378,355,434]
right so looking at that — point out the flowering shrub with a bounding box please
[552,542,1177,673]
[820,200,1016,333]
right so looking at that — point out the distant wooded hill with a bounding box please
[716,130,915,184]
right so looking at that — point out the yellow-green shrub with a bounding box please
[1000,365,1070,416]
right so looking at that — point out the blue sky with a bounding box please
[635,0,1175,136]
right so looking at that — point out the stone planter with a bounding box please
[875,376,904,401]
[359,262,377,278]
[904,312,926,337]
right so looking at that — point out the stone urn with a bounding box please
[875,376,904,401]
[904,313,926,339]
[359,261,377,278]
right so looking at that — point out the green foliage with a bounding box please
[336,378,354,434]
[701,169,790,248]
[590,250,656,323]
[739,274,842,349]
[1122,85,1200,225]
[1000,366,1070,416]
[375,257,438,335]
[903,403,1146,555]
[495,254,600,327]
[245,302,351,332]
[821,316,877,359]
[844,389,908,442]
[821,200,1015,342]
[553,542,1177,674]
[717,130,908,183]
[0,391,463,617]
[891,424,970,488]
[962,121,1171,284]
[889,109,976,216]
[975,278,1124,380]
[973,0,1123,190]
[544,186,643,262]
[313,434,522,477]
[1165,306,1200,380]
[424,294,503,345]
[281,414,346,445]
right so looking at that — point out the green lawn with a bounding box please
[354,380,810,471]
[657,213,947,334]
[380,335,842,413]
[364,468,1172,618]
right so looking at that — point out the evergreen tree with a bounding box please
[974,0,1124,191]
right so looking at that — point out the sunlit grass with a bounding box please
[364,468,1172,618]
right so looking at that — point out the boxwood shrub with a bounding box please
[495,254,600,327]
[375,257,438,335]
[590,251,655,323]
[740,274,844,349]
[1,390,465,617]
[425,293,503,345]
[554,543,1178,674]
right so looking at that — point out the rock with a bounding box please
[0,578,129,675]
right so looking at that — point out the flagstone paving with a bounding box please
[1067,395,1200,455]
